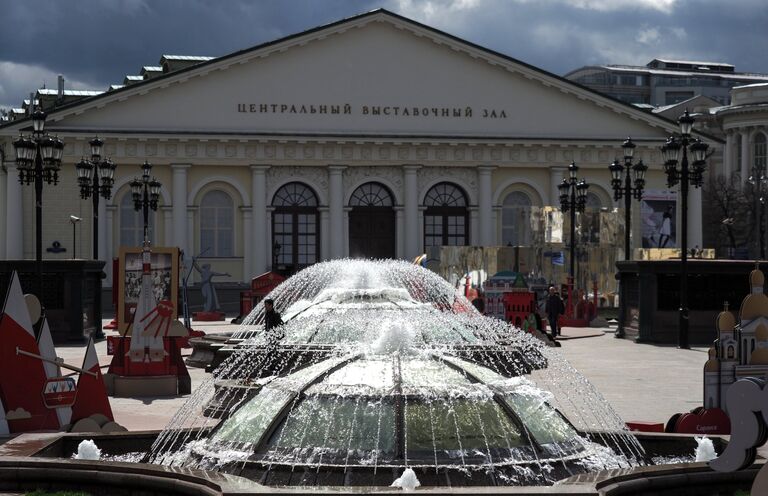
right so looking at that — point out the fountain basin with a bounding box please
[0,430,755,495]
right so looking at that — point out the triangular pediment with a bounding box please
[11,10,679,140]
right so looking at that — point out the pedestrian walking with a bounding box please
[545,286,564,338]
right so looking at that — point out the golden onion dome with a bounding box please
[717,304,736,332]
[704,347,719,372]
[740,293,768,321]
[751,267,765,289]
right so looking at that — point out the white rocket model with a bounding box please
[128,243,166,362]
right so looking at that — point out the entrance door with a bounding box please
[348,182,396,259]
[349,208,396,259]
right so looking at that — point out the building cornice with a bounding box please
[35,135,676,169]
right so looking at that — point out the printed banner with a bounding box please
[641,190,677,249]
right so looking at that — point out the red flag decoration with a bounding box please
[70,337,113,423]
[37,316,73,427]
[0,272,59,432]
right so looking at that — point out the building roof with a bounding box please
[0,8,717,142]
[159,55,215,62]
[566,64,768,81]
[37,89,104,97]
[649,58,734,68]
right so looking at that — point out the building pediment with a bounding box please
[11,10,677,141]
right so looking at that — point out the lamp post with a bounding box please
[12,108,65,294]
[747,165,767,260]
[609,138,648,338]
[76,137,116,259]
[558,162,590,319]
[130,161,162,245]
[69,216,82,259]
[660,110,709,349]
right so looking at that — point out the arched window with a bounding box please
[272,182,319,274]
[423,182,468,248]
[581,192,603,244]
[502,191,532,246]
[200,190,234,257]
[350,182,394,207]
[755,133,767,171]
[119,192,155,247]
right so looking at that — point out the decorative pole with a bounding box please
[76,137,116,260]
[558,162,589,319]
[610,138,647,338]
[12,108,65,296]
[660,110,709,349]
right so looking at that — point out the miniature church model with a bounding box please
[704,265,768,413]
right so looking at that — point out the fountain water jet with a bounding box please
[149,259,646,487]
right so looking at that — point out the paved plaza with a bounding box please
[50,318,708,432]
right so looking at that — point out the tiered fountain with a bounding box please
[149,260,645,487]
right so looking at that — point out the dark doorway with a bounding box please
[348,182,396,259]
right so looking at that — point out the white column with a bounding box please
[724,131,734,178]
[186,209,195,274]
[343,208,351,257]
[403,165,421,257]
[242,207,253,280]
[5,163,23,258]
[395,207,405,259]
[97,198,107,259]
[0,163,6,259]
[549,166,565,207]
[319,207,330,260]
[328,166,346,259]
[171,164,190,256]
[688,186,703,250]
[266,206,274,267]
[162,208,172,247]
[105,207,115,287]
[741,130,751,188]
[469,208,479,245]
[477,166,495,246]
[251,166,269,274]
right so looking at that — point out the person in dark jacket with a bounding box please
[264,298,283,331]
[545,286,564,338]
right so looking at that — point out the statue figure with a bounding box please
[193,261,230,312]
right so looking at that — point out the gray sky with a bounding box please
[1,0,767,110]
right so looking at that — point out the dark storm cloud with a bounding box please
[1,0,767,109]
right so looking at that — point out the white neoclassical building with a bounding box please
[0,9,718,286]
[717,83,768,184]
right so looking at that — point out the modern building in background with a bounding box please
[565,59,768,107]
[0,10,718,291]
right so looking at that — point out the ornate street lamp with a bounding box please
[12,108,65,293]
[747,165,768,260]
[76,137,116,260]
[558,162,590,319]
[610,138,647,338]
[130,161,162,245]
[660,109,709,349]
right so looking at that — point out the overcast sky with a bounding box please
[2,0,767,110]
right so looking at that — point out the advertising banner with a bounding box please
[117,247,179,335]
[641,190,677,249]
